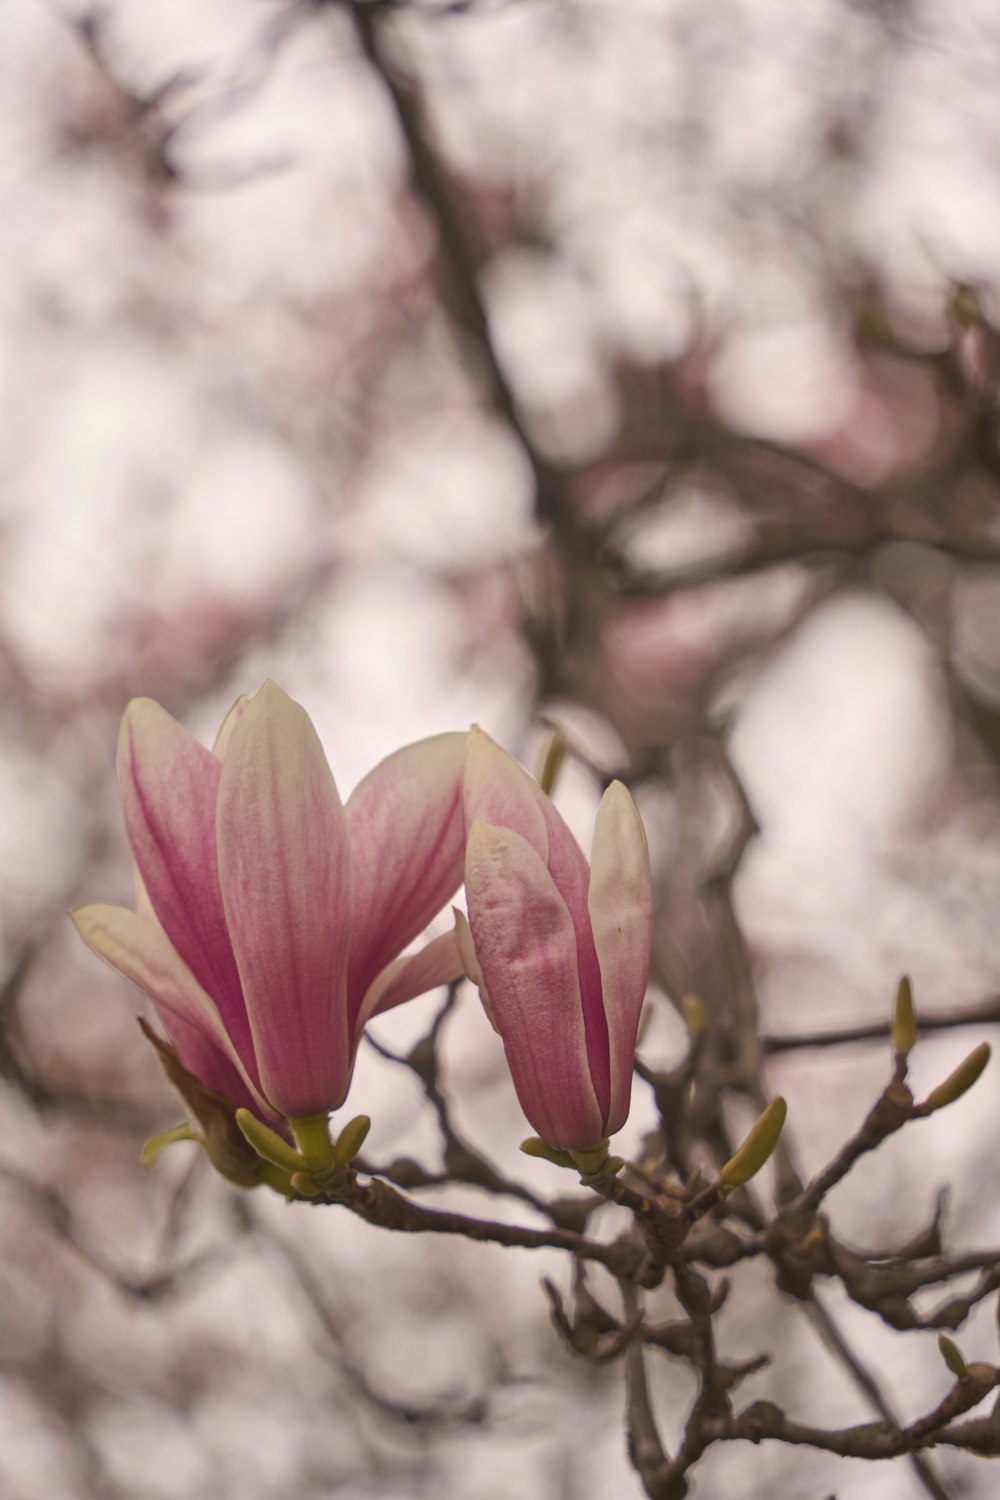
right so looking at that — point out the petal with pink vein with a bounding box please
[462,728,549,860]
[588,781,653,1135]
[346,732,466,1012]
[465,820,603,1150]
[117,699,250,1063]
[354,930,465,1037]
[216,681,353,1118]
[70,902,273,1119]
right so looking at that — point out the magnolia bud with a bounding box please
[938,1334,967,1379]
[922,1043,990,1114]
[720,1098,788,1191]
[891,975,918,1058]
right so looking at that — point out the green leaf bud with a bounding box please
[922,1043,991,1114]
[720,1098,788,1191]
[938,1334,968,1379]
[891,975,918,1058]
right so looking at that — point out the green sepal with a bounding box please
[569,1139,612,1176]
[520,1137,576,1170]
[567,1139,625,1190]
[259,1163,297,1198]
[938,1334,967,1379]
[290,1113,334,1173]
[577,1155,625,1187]
[290,1172,321,1198]
[141,1123,198,1169]
[333,1114,371,1167]
[720,1098,787,1190]
[891,975,918,1058]
[236,1109,306,1174]
[922,1043,991,1114]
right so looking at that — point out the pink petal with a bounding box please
[216,681,353,1118]
[133,866,155,920]
[353,931,465,1038]
[117,699,252,1068]
[346,732,466,1016]
[212,695,250,760]
[150,1010,267,1119]
[588,782,653,1135]
[128,873,266,1114]
[462,728,549,860]
[533,793,609,1121]
[461,728,608,1118]
[453,906,499,1032]
[70,902,274,1119]
[465,820,603,1150]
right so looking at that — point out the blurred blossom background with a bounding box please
[3,1,1000,1497]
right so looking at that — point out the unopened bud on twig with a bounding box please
[538,731,567,796]
[682,994,708,1037]
[720,1098,787,1192]
[891,975,918,1058]
[921,1043,990,1115]
[938,1334,968,1379]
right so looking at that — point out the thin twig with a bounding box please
[326,1174,640,1275]
[803,1292,955,1500]
[764,996,1000,1054]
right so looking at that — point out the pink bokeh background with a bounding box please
[3,2,1000,1497]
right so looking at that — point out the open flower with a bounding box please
[72,682,467,1129]
[457,728,653,1152]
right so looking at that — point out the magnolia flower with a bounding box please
[456,729,653,1152]
[73,682,467,1127]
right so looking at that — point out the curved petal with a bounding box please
[128,872,266,1117]
[461,727,607,1117]
[117,699,251,1067]
[216,681,353,1118]
[454,906,498,1032]
[465,820,603,1150]
[533,794,608,1119]
[147,1011,267,1120]
[345,732,466,1014]
[353,931,465,1038]
[462,728,548,860]
[70,902,273,1119]
[212,694,250,760]
[588,782,653,1135]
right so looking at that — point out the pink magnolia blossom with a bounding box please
[73,681,467,1123]
[457,729,653,1151]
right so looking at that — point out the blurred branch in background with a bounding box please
[3,0,1000,1496]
